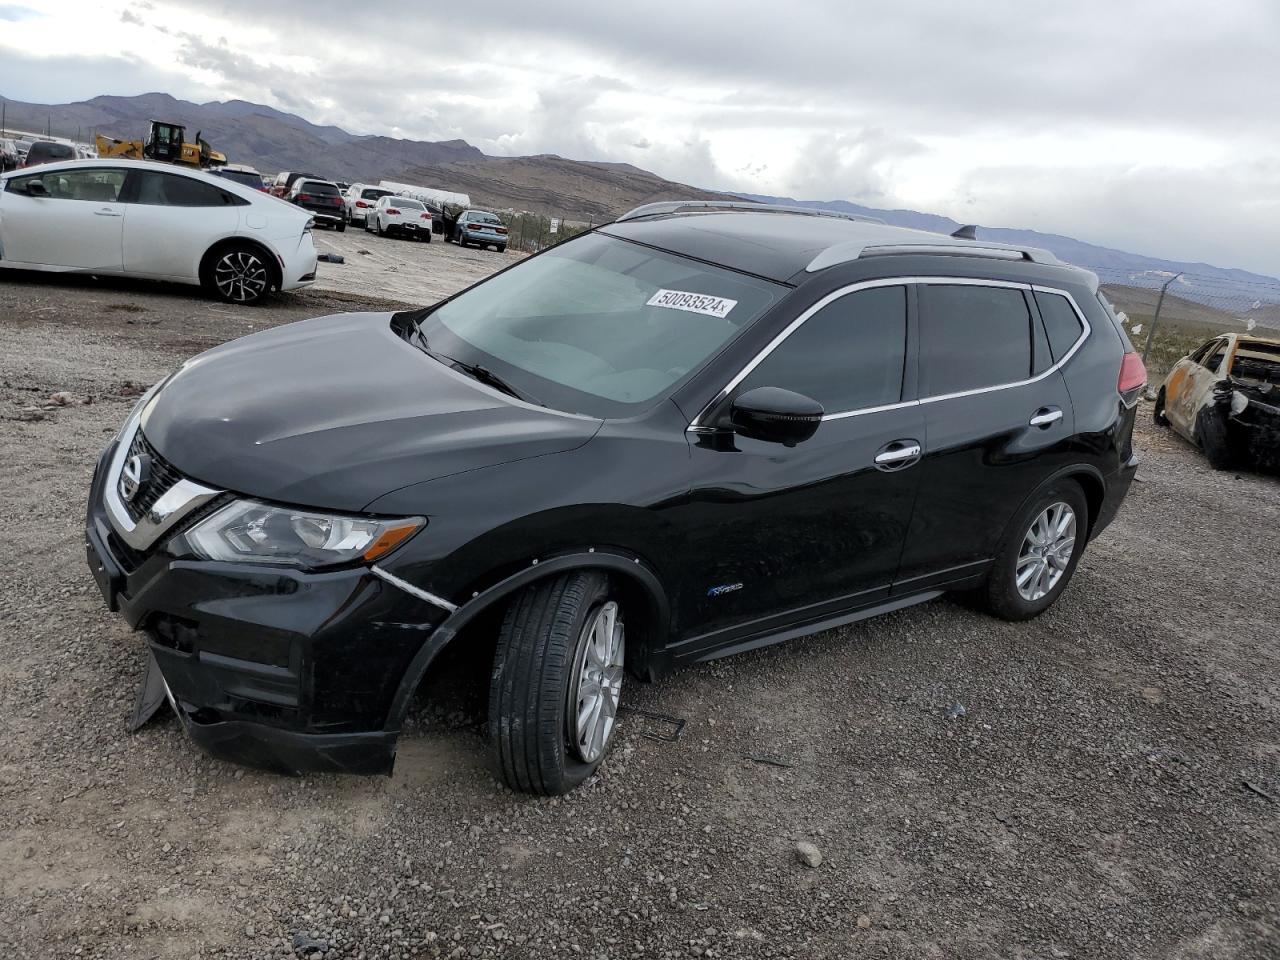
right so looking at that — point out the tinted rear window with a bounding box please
[29,142,75,159]
[470,212,502,224]
[218,170,263,188]
[920,285,1032,396]
[1034,291,1085,362]
[361,188,391,200]
[390,198,423,209]
[300,181,339,195]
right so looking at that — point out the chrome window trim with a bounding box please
[104,411,224,551]
[686,277,1092,431]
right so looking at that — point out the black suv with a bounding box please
[85,202,1144,793]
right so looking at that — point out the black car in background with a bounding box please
[0,138,20,171]
[23,140,77,167]
[85,202,1144,794]
[285,177,346,230]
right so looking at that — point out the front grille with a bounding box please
[123,431,184,521]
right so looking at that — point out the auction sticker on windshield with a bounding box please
[646,289,738,319]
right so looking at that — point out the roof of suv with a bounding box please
[601,202,1064,285]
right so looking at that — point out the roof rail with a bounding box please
[806,239,1061,272]
[615,200,884,224]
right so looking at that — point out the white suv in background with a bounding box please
[0,159,318,304]
[365,195,434,241]
[343,183,392,226]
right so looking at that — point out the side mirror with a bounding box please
[25,180,47,197]
[730,386,824,446]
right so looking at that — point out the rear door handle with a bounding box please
[1029,406,1064,428]
[94,207,123,217]
[874,439,922,471]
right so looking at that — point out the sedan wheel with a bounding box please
[208,248,271,304]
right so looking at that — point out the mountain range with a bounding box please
[3,92,1278,306]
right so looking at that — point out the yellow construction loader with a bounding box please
[95,120,227,168]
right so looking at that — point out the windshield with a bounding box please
[417,232,784,416]
[1232,342,1280,385]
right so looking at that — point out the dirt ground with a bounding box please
[1,254,1278,960]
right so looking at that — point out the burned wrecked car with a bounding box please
[1155,333,1280,469]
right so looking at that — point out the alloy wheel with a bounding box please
[213,251,268,303]
[1015,501,1077,601]
[568,601,624,763]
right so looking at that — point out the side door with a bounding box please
[1166,338,1221,435]
[0,168,127,270]
[121,170,243,280]
[675,282,925,651]
[1185,339,1231,440]
[894,280,1078,593]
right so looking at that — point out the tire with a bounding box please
[977,481,1089,621]
[201,243,276,306]
[497,245,507,254]
[336,221,346,233]
[1196,406,1237,470]
[424,232,432,244]
[1153,388,1170,427]
[374,218,382,236]
[489,571,624,795]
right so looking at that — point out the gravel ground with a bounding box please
[0,267,1278,960]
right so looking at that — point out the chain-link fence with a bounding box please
[1095,268,1280,380]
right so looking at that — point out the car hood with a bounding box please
[140,312,602,512]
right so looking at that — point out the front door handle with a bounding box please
[94,207,123,217]
[874,439,922,471]
[1029,406,1064,428]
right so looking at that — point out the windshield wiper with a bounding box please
[449,359,542,406]
[411,328,542,406]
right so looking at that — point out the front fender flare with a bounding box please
[380,550,670,734]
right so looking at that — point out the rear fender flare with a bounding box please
[1002,464,1107,545]
[381,550,670,733]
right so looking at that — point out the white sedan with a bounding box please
[365,195,433,241]
[0,159,318,304]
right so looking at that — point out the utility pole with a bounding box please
[1142,272,1183,365]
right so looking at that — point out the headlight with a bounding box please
[185,500,423,568]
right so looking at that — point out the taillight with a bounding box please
[421,212,432,219]
[468,223,482,230]
[298,193,312,201]
[386,207,401,216]
[356,200,368,208]
[495,226,508,234]
[1118,351,1146,406]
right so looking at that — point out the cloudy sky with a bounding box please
[2,0,1278,274]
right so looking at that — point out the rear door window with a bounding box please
[1033,291,1086,362]
[130,171,245,207]
[919,284,1033,396]
[738,286,907,412]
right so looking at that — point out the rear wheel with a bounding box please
[1153,388,1170,426]
[336,221,346,233]
[978,481,1089,621]
[489,571,624,795]
[202,244,275,305]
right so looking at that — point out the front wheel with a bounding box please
[977,482,1089,621]
[1196,406,1237,470]
[489,571,624,795]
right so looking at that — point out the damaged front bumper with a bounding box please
[86,442,451,776]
